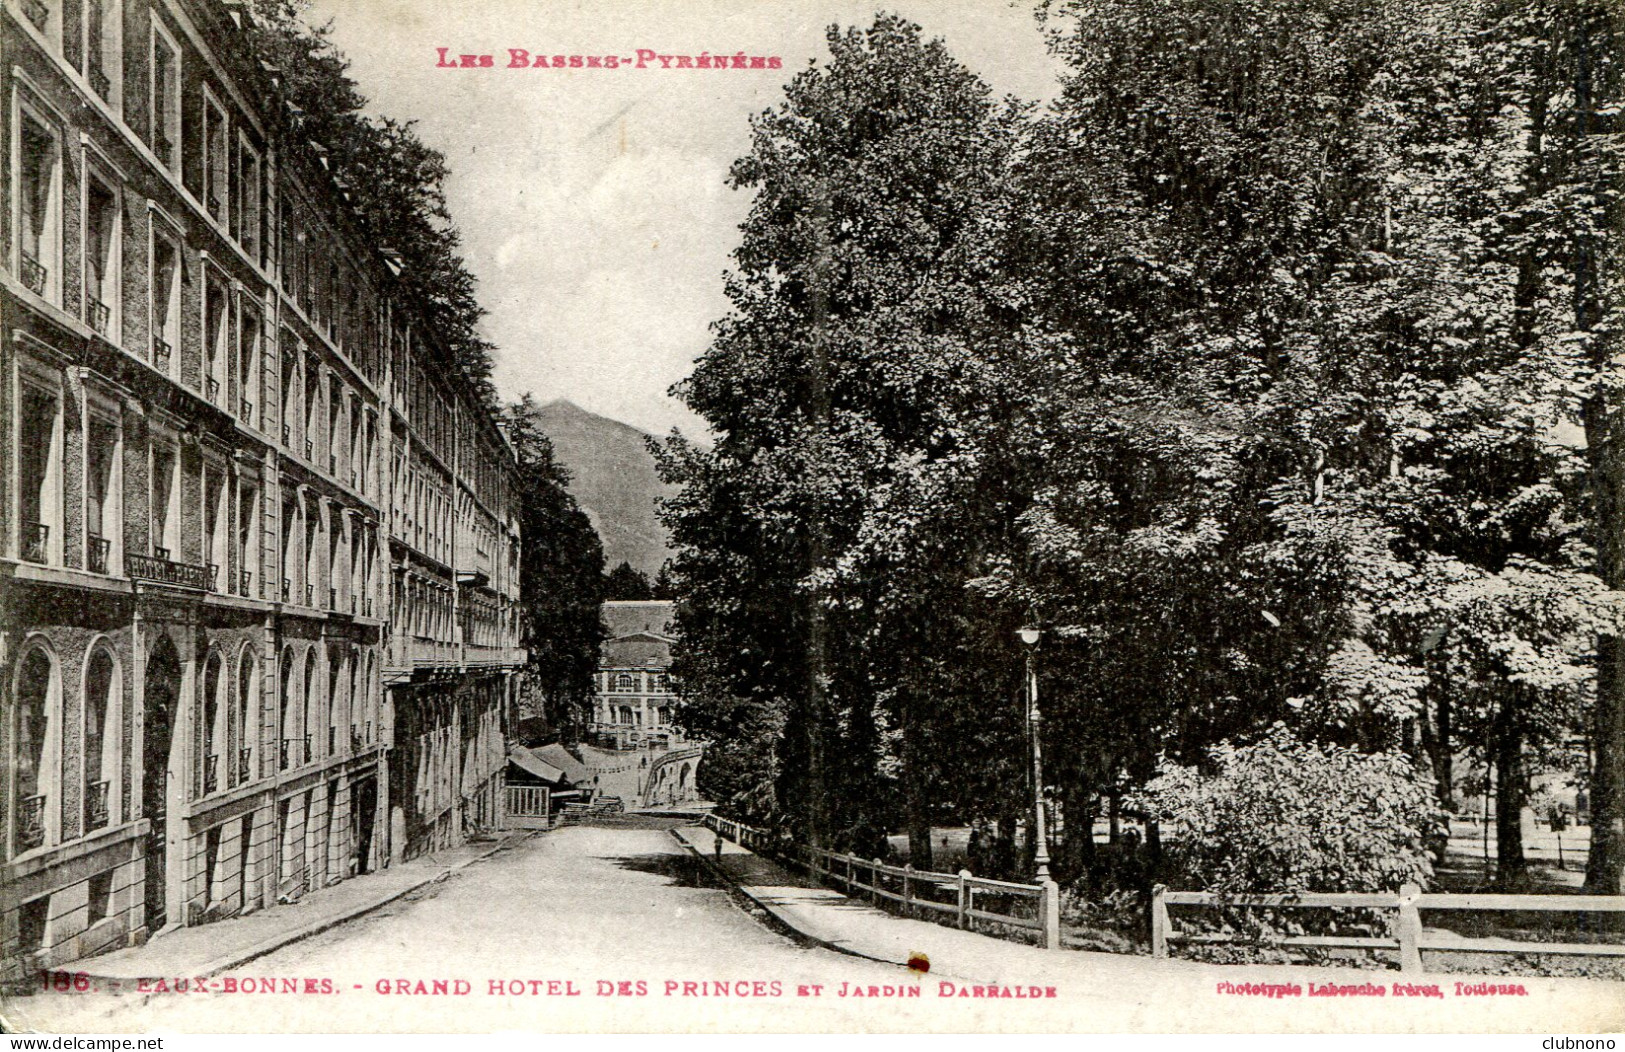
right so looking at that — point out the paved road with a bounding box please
[11,820,1617,1034]
[15,822,981,1032]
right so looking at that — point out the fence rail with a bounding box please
[702,813,1060,949]
[1152,884,1625,973]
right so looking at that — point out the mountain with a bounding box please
[532,400,674,577]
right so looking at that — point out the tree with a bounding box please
[604,563,654,601]
[658,15,1023,855]
[246,0,498,405]
[508,396,606,742]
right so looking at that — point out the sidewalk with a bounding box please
[671,823,1622,1032]
[72,831,529,984]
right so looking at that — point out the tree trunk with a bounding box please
[1494,700,1529,888]
[902,692,934,870]
[1060,780,1096,887]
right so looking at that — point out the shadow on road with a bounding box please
[605,852,726,888]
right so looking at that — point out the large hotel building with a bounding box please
[0,0,525,976]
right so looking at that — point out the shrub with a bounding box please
[1138,724,1449,895]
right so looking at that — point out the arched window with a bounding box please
[236,647,257,786]
[278,646,294,770]
[326,649,342,757]
[201,651,225,796]
[12,646,57,852]
[300,648,317,766]
[83,646,118,831]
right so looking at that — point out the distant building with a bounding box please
[593,601,680,750]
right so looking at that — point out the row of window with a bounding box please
[603,672,676,694]
[4,634,380,860]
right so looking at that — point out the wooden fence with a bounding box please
[702,813,1061,949]
[1152,884,1625,973]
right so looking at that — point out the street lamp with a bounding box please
[1017,625,1051,881]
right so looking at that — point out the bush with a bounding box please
[1138,724,1449,895]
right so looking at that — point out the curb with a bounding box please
[668,827,905,969]
[82,831,530,985]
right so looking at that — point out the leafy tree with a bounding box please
[508,396,606,742]
[1139,725,1449,894]
[604,562,654,601]
[246,0,498,404]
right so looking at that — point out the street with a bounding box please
[7,819,1617,1034]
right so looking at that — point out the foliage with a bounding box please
[1138,726,1449,894]
[246,0,497,404]
[508,396,606,740]
[604,563,654,601]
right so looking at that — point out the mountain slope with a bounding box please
[532,400,674,577]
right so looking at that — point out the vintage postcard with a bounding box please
[0,0,1622,1037]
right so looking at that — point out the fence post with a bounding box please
[1041,879,1060,950]
[871,859,882,904]
[845,853,853,893]
[1151,884,1169,959]
[957,870,969,929]
[1397,883,1423,974]
[903,864,913,918]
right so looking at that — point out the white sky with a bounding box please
[312,0,1064,436]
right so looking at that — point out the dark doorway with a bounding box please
[142,636,181,932]
[352,775,377,875]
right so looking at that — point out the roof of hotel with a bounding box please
[603,601,675,640]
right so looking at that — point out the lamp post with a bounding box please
[1017,626,1051,882]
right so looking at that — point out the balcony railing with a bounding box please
[239,569,253,597]
[241,397,254,422]
[20,252,47,296]
[202,754,219,796]
[282,577,292,602]
[208,194,223,218]
[86,780,110,831]
[327,725,336,756]
[329,452,337,474]
[88,297,111,335]
[304,438,313,460]
[282,422,291,445]
[365,597,373,617]
[21,0,47,31]
[305,583,314,606]
[350,727,362,754]
[87,534,110,574]
[238,747,253,785]
[128,552,214,590]
[351,594,358,614]
[17,794,46,851]
[22,521,49,564]
[281,736,310,769]
[89,67,111,99]
[329,586,337,609]
[206,377,220,403]
[153,336,172,368]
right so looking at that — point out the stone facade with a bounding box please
[0,0,523,977]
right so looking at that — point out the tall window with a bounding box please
[278,648,294,771]
[84,175,119,337]
[237,140,262,263]
[85,412,119,574]
[205,466,228,588]
[202,92,229,223]
[84,0,121,104]
[204,274,228,404]
[11,648,56,853]
[18,381,62,565]
[150,442,177,558]
[150,20,180,171]
[201,652,224,796]
[235,649,256,786]
[237,481,258,597]
[150,232,180,373]
[83,647,117,831]
[239,306,262,426]
[17,109,60,302]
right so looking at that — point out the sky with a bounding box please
[311,0,1066,437]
